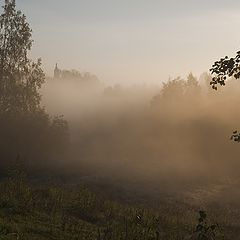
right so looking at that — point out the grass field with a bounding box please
[0,167,239,240]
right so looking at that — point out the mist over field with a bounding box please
[40,72,240,196]
[2,1,240,239]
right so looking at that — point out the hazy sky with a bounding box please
[16,0,240,84]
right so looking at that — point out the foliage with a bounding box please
[190,211,224,240]
[151,73,201,107]
[0,0,45,113]
[0,0,69,165]
[210,51,240,90]
[230,130,240,142]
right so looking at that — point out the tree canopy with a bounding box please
[0,0,45,114]
[151,73,201,107]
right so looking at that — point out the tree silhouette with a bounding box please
[210,51,240,90]
[185,72,201,97]
[0,0,69,165]
[0,0,45,113]
[151,77,185,107]
[151,74,201,107]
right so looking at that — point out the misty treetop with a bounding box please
[151,73,201,107]
[54,64,100,85]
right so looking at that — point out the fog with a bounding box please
[39,71,240,200]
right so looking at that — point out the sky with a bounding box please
[15,0,240,84]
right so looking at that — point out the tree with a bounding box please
[210,50,240,142]
[0,0,69,166]
[0,0,44,114]
[151,77,185,107]
[151,74,201,107]
[210,51,240,90]
[185,72,201,97]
